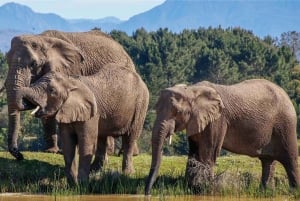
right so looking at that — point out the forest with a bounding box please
[0,27,300,155]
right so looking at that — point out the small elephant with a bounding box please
[145,79,300,194]
[5,30,136,160]
[30,63,149,183]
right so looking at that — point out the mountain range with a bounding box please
[0,0,300,52]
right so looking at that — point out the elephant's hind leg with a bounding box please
[259,158,275,189]
[275,122,300,188]
[278,155,300,188]
[122,135,135,174]
[90,135,107,173]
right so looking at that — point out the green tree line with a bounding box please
[0,28,300,155]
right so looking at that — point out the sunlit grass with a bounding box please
[0,151,299,198]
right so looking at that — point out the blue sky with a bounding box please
[0,0,165,20]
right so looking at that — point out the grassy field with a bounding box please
[0,151,299,198]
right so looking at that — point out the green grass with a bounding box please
[0,151,299,198]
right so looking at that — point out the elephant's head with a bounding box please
[33,73,97,124]
[6,35,84,110]
[5,35,83,159]
[145,84,224,195]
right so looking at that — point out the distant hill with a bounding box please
[0,2,122,52]
[0,0,300,52]
[121,0,300,37]
[0,3,73,32]
[68,17,122,32]
[0,29,33,52]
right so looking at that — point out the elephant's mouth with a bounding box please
[19,98,36,111]
[165,119,176,145]
[31,104,46,118]
[22,97,43,116]
[28,101,54,119]
[165,120,185,145]
[30,105,41,115]
[30,104,43,117]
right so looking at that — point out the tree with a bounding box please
[279,31,300,61]
[0,51,8,150]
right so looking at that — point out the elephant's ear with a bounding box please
[55,82,97,123]
[186,86,224,136]
[46,38,84,71]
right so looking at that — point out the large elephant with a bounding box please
[27,63,149,183]
[5,30,135,160]
[145,79,300,195]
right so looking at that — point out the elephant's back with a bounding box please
[82,64,148,134]
[232,79,292,104]
[82,64,146,113]
[217,79,296,121]
[41,30,136,73]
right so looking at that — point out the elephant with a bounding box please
[106,136,140,156]
[145,79,300,195]
[5,30,135,160]
[27,63,149,183]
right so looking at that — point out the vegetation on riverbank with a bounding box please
[0,151,299,199]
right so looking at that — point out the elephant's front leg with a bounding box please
[90,135,107,172]
[60,125,78,185]
[186,134,214,191]
[77,119,98,182]
[186,120,227,190]
[122,135,135,174]
[42,118,59,153]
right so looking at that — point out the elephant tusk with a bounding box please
[30,106,40,115]
[168,135,172,145]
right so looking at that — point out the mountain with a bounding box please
[68,17,122,32]
[0,29,32,52]
[0,2,123,33]
[0,2,122,52]
[0,2,73,32]
[120,0,300,37]
[0,1,300,52]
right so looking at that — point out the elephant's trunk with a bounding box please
[5,66,32,160]
[145,118,175,195]
[6,66,32,109]
[7,106,23,160]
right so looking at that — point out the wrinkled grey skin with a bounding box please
[145,79,300,195]
[5,30,135,160]
[27,63,149,183]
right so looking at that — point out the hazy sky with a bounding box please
[0,0,165,20]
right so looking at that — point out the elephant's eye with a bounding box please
[41,46,46,53]
[31,42,38,49]
[47,87,57,97]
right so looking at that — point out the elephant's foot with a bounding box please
[44,146,60,154]
[90,162,103,173]
[9,147,24,160]
[123,167,135,175]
